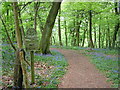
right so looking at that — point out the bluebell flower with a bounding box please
[111,70,120,73]
[56,65,62,67]
[34,53,42,56]
[37,86,41,88]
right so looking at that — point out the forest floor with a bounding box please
[51,48,112,88]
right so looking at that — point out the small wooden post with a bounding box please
[30,51,35,84]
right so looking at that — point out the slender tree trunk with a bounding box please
[87,26,90,47]
[98,25,101,48]
[82,29,87,47]
[89,10,94,48]
[76,13,83,46]
[76,14,80,46]
[112,1,120,48]
[94,28,96,48]
[64,19,68,46]
[106,29,108,48]
[40,1,62,54]
[102,29,105,48]
[58,7,63,46]
[73,19,76,46]
[107,24,111,48]
[34,2,40,31]
[52,36,56,44]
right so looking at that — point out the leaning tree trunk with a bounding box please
[40,1,62,54]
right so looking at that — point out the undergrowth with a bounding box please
[1,44,68,88]
[34,50,68,88]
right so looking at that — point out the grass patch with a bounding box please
[84,49,119,88]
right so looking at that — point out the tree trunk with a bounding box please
[107,24,111,48]
[82,29,87,47]
[76,13,83,46]
[98,25,101,48]
[58,7,63,46]
[76,14,80,46]
[106,29,108,48]
[18,7,25,45]
[112,1,120,48]
[13,2,29,88]
[102,29,105,48]
[30,51,35,84]
[40,1,62,54]
[87,26,90,47]
[89,10,94,48]
[64,19,68,46]
[94,28,97,48]
[13,2,23,88]
[34,2,40,31]
[52,36,56,44]
[73,19,76,46]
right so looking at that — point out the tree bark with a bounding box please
[13,2,23,88]
[64,19,68,46]
[89,10,94,48]
[13,2,29,88]
[112,1,120,48]
[75,12,83,46]
[40,1,62,54]
[76,14,80,46]
[30,51,35,84]
[94,28,97,48]
[82,29,87,47]
[98,25,101,48]
[58,7,63,46]
[52,36,56,45]
[18,7,26,45]
[34,2,40,31]
[107,23,111,48]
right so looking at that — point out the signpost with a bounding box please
[25,28,39,84]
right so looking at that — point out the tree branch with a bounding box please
[0,16,16,51]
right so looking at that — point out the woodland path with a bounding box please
[51,48,112,88]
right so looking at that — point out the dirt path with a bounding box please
[51,48,112,88]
